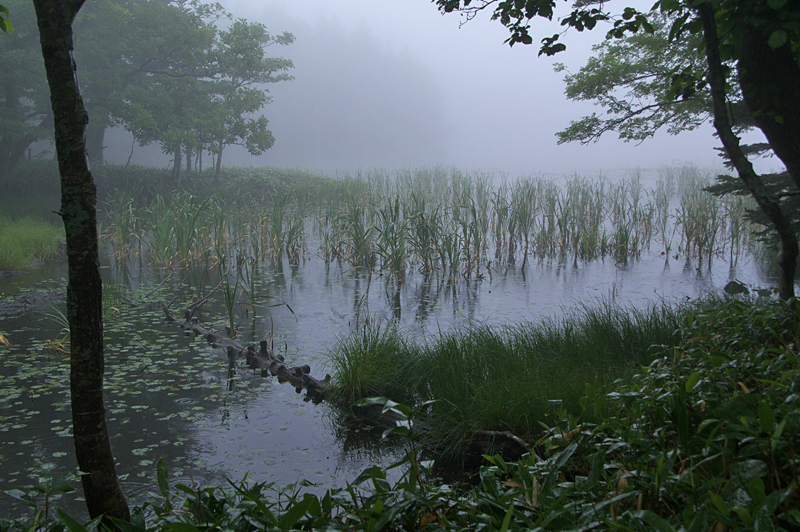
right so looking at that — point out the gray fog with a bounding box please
[104,0,777,177]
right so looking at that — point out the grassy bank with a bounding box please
[0,215,63,270]
[330,298,728,452]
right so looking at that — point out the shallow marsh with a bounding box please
[0,165,782,518]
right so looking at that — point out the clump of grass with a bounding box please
[0,215,63,270]
[329,322,421,405]
[330,298,719,453]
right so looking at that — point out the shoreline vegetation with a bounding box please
[5,297,798,531]
[0,215,63,271]
[330,298,714,456]
[3,159,760,278]
[3,162,798,529]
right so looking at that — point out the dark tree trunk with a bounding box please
[86,125,105,164]
[185,146,192,174]
[32,0,130,523]
[698,3,798,300]
[173,148,182,187]
[738,24,800,192]
[0,112,53,190]
[214,140,224,183]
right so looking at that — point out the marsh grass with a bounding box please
[0,215,63,270]
[331,298,718,452]
[329,322,421,405]
[90,164,754,291]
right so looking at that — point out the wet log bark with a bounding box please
[161,300,332,402]
[162,298,536,463]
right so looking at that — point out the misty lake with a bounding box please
[0,167,779,518]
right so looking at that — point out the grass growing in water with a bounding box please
[329,322,421,405]
[9,298,799,531]
[331,298,719,452]
[0,215,63,270]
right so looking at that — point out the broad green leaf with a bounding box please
[499,501,515,532]
[105,516,148,532]
[758,401,775,434]
[640,510,677,532]
[162,524,201,532]
[768,30,787,49]
[277,495,314,530]
[56,510,102,532]
[708,492,730,518]
[686,371,701,392]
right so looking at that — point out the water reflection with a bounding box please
[0,239,786,519]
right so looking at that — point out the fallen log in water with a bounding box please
[161,298,535,463]
[161,299,332,402]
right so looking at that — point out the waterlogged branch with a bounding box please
[161,300,331,402]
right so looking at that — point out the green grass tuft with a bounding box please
[0,215,64,270]
[330,298,727,451]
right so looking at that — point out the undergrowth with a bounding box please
[5,298,799,531]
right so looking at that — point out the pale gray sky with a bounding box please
[107,0,780,177]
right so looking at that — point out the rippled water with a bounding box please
[0,238,774,518]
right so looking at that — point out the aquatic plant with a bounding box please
[374,195,408,280]
[329,322,420,405]
[336,197,375,270]
[103,187,143,261]
[87,164,756,286]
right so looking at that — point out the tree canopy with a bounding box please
[0,0,294,185]
[553,14,714,145]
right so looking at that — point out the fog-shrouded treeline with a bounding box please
[1,0,450,183]
[1,0,300,186]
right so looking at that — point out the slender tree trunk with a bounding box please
[185,146,192,174]
[738,24,800,192]
[0,112,53,190]
[32,0,130,523]
[698,2,797,300]
[173,148,182,187]
[214,140,224,183]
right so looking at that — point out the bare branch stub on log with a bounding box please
[161,301,331,402]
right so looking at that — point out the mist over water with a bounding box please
[100,0,783,178]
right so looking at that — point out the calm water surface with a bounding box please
[0,240,774,518]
